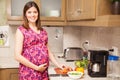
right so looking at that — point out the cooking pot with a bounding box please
[59,47,84,61]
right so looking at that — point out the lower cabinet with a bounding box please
[0,68,18,80]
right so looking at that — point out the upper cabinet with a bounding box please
[7,0,120,27]
[7,0,34,21]
[39,0,66,25]
[66,0,96,21]
[39,0,65,21]
[68,0,120,27]
[7,0,66,25]
[7,0,95,26]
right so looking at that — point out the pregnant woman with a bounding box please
[14,1,65,80]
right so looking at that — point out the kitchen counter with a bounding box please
[48,66,107,80]
[48,53,108,80]
[0,57,19,68]
[48,65,107,80]
[49,73,107,80]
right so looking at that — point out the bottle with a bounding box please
[107,55,120,80]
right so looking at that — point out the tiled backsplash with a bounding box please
[63,26,120,55]
[0,26,120,57]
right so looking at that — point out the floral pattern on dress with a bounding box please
[18,26,49,80]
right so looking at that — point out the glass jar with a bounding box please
[107,55,120,80]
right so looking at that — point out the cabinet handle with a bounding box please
[77,9,82,13]
[68,9,82,17]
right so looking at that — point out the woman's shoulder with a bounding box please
[18,25,26,30]
[18,25,28,31]
[17,25,27,33]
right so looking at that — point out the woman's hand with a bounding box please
[58,64,73,71]
[62,65,73,71]
[36,63,48,72]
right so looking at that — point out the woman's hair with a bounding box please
[23,1,42,30]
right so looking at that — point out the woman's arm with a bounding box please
[47,45,63,68]
[47,45,73,71]
[14,29,47,72]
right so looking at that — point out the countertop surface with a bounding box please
[0,57,19,68]
[48,53,108,80]
[48,65,107,80]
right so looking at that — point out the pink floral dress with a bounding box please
[18,26,49,80]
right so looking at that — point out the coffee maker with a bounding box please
[88,50,109,77]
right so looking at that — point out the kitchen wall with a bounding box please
[64,26,120,55]
[0,0,7,25]
[0,26,63,60]
[8,26,120,57]
[44,26,63,53]
[7,26,63,56]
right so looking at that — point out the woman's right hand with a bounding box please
[36,63,48,72]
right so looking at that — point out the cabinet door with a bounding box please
[66,0,96,21]
[39,0,65,21]
[0,69,18,80]
[7,0,37,21]
[10,73,18,80]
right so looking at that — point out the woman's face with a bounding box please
[26,6,38,23]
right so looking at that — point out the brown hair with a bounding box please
[22,1,42,30]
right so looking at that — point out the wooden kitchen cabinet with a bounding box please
[7,0,96,26]
[0,68,18,80]
[39,0,65,21]
[67,0,120,27]
[7,0,66,26]
[7,0,120,27]
[7,0,38,21]
[66,0,96,21]
[39,0,66,26]
[7,0,96,22]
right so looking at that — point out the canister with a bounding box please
[107,55,120,80]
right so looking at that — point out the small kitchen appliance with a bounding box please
[88,50,109,77]
[58,47,84,61]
